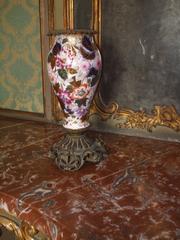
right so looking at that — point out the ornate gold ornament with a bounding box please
[0,209,47,240]
[49,0,180,132]
[113,105,180,132]
[89,94,180,132]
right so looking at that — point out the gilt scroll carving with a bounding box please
[0,209,47,240]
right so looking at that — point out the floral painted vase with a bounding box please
[47,30,102,130]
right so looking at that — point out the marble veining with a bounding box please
[0,116,180,239]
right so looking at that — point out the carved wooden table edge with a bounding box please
[0,208,49,240]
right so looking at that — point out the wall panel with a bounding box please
[0,0,44,113]
[100,0,180,112]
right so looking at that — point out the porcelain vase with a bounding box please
[47,30,102,130]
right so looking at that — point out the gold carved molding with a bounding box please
[49,0,180,132]
[0,209,47,240]
[90,95,180,132]
[114,105,180,132]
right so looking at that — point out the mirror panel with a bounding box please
[100,0,180,112]
[74,0,92,30]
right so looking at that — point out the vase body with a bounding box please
[47,31,102,130]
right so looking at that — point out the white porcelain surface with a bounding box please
[47,33,102,130]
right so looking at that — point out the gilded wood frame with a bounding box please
[50,0,180,131]
[0,209,48,240]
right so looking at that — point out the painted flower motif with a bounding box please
[76,107,88,117]
[82,62,90,71]
[58,69,68,80]
[52,42,61,55]
[70,84,89,100]
[61,43,76,62]
[82,35,94,52]
[58,89,72,105]
[87,67,98,78]
[96,59,102,69]
[74,60,90,81]
[55,57,65,68]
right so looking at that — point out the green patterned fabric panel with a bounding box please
[0,0,44,113]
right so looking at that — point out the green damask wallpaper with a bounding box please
[0,0,44,113]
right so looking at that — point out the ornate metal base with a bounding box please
[50,130,107,171]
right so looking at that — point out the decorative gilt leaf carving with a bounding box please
[0,209,41,240]
[90,98,180,132]
[114,105,180,132]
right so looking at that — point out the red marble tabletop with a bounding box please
[0,116,180,240]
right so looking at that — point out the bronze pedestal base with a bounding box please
[50,130,107,171]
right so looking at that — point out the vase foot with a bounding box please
[63,120,90,131]
[50,131,107,171]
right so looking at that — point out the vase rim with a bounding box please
[47,29,97,36]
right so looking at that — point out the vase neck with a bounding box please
[55,33,95,48]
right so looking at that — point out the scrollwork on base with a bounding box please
[50,130,107,171]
